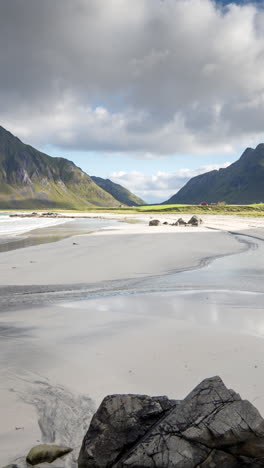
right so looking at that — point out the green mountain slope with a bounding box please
[165,144,264,205]
[0,126,121,209]
[91,176,145,206]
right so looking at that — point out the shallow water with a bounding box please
[1,231,264,466]
[0,217,122,253]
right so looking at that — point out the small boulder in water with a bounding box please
[26,444,72,465]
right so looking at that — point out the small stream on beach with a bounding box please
[1,230,264,466]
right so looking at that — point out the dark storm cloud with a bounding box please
[1,0,264,156]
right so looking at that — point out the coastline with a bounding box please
[1,214,264,466]
[0,228,245,288]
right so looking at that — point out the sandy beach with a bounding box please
[1,213,264,466]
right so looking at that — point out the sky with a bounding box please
[1,0,264,203]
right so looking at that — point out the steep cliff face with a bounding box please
[0,126,120,209]
[166,145,264,204]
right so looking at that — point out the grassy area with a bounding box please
[3,203,264,217]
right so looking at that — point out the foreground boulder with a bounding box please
[78,394,177,468]
[149,219,161,226]
[78,376,264,468]
[187,215,203,226]
[26,444,72,465]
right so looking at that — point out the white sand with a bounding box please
[1,214,264,465]
[0,214,254,286]
[1,289,264,464]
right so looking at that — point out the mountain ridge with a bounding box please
[91,176,145,206]
[165,144,264,205]
[0,126,141,209]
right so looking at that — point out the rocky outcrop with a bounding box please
[175,217,187,226]
[26,444,72,465]
[78,376,264,468]
[78,394,178,468]
[149,219,161,226]
[187,215,203,226]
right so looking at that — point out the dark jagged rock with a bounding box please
[26,444,72,465]
[78,394,178,468]
[187,215,203,226]
[149,219,161,226]
[78,377,264,468]
[176,217,187,226]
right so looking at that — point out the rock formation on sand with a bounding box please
[26,444,72,465]
[187,215,203,226]
[149,219,161,226]
[78,376,264,468]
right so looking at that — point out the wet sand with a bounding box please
[0,217,123,253]
[0,230,245,287]
[1,216,264,465]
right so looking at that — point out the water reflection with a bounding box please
[0,218,122,253]
[59,289,264,340]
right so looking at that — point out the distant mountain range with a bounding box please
[166,144,264,205]
[0,126,144,209]
[91,176,145,207]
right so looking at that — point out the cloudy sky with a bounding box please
[1,0,264,202]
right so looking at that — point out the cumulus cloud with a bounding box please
[110,162,231,203]
[1,0,264,156]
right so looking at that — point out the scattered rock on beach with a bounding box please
[149,219,161,226]
[187,215,203,226]
[78,376,264,467]
[26,444,73,465]
[176,217,187,226]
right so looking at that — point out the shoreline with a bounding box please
[0,231,253,313]
[1,215,264,465]
[0,230,245,287]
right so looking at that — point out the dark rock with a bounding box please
[149,219,161,226]
[78,376,264,468]
[78,394,178,468]
[163,222,168,225]
[187,215,203,226]
[176,217,187,225]
[26,444,72,465]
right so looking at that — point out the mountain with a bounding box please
[165,144,264,205]
[91,176,145,206]
[0,126,128,209]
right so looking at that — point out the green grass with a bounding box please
[3,203,264,217]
